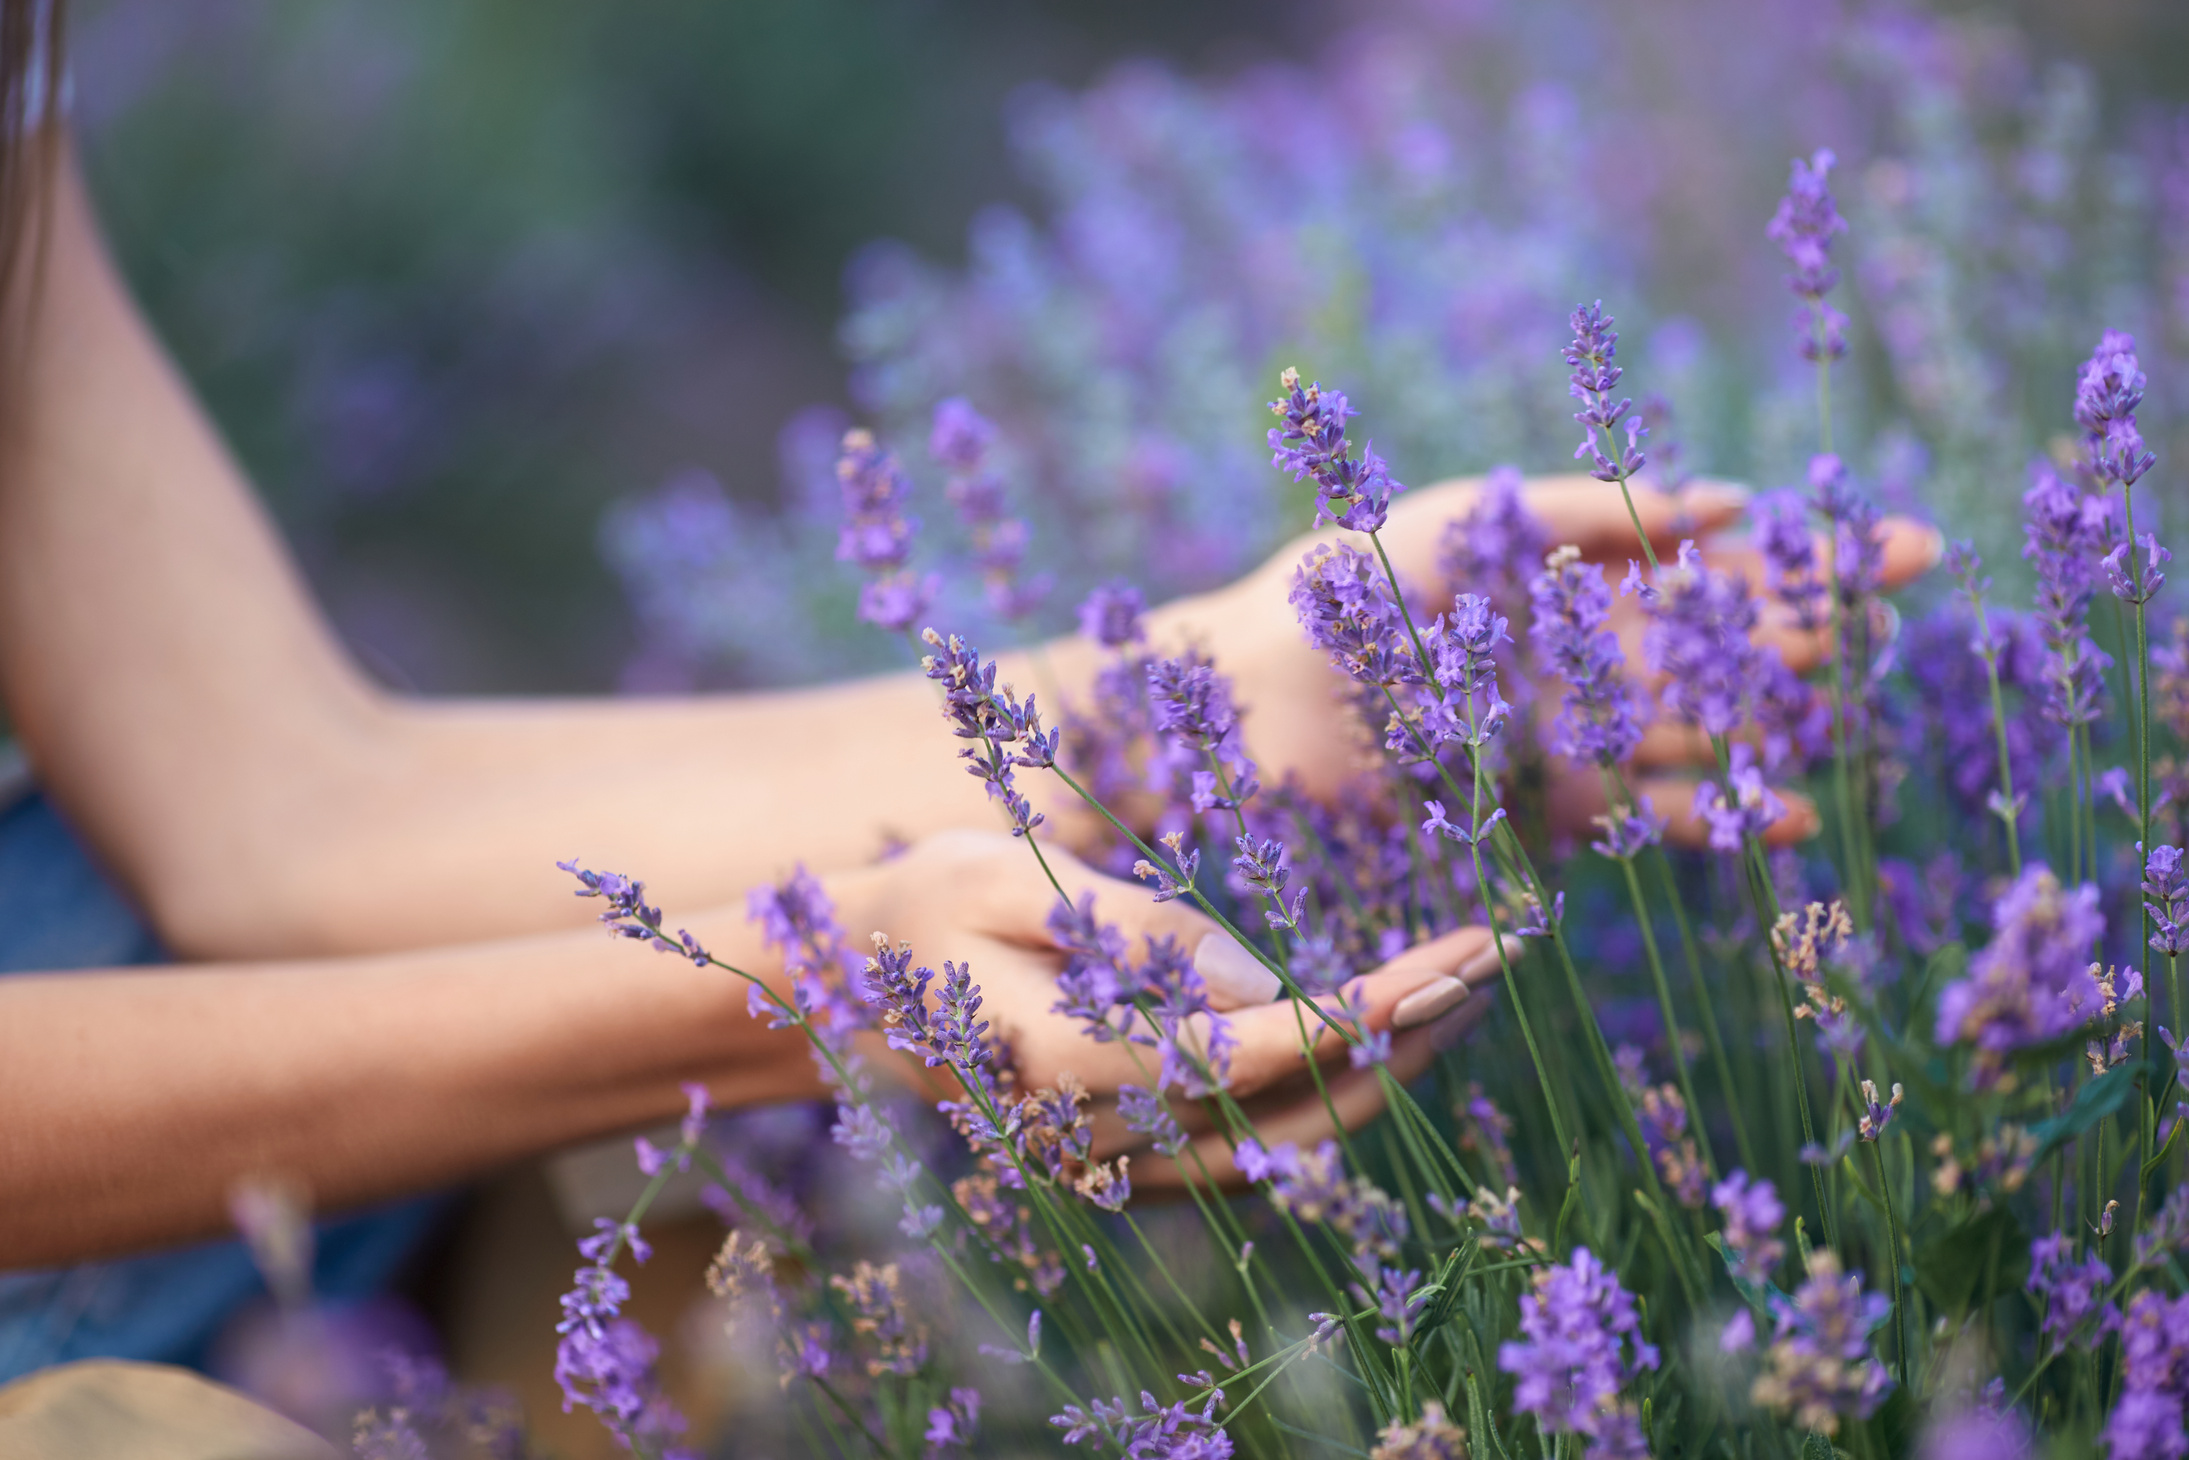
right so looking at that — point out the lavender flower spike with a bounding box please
[2145,844,2189,958]
[1766,148,1849,362]
[1268,367,1403,533]
[1529,543,1645,766]
[1498,1248,1658,1454]
[836,427,937,634]
[2075,330,2158,491]
[1565,302,1646,484]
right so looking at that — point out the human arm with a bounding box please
[0,827,1495,1265]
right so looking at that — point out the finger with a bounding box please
[956,832,1282,1011]
[1314,471,1752,590]
[1217,926,1500,1096]
[1634,775,1821,849]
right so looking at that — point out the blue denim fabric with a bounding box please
[0,791,446,1381]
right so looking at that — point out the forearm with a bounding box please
[0,903,818,1267]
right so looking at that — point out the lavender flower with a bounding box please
[1645,540,1760,737]
[1755,489,1826,632]
[1079,580,1147,648]
[1531,545,1645,766]
[1497,1248,1658,1452]
[1693,744,1787,852]
[925,1387,983,1458]
[1857,1079,1903,1141]
[2075,330,2158,490]
[555,1247,691,1455]
[1053,1390,1232,1458]
[922,629,1057,836]
[1934,864,2106,1083]
[1711,1170,1786,1285]
[1766,148,1850,361]
[560,860,706,962]
[1268,367,1403,533]
[2103,1289,2189,1460]
[837,427,938,634]
[830,1260,929,1377]
[932,397,1049,622]
[1565,302,1646,483]
[2022,462,2114,729]
[2107,533,2172,606]
[1439,465,1547,612]
[1291,541,1416,695]
[1919,1387,2033,1460]
[2027,1233,2117,1348]
[1370,1402,1469,1460]
[2146,844,2189,958]
[1146,649,1259,808]
[1751,1252,1892,1436]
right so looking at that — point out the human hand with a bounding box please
[1154,471,1942,847]
[823,829,1506,1190]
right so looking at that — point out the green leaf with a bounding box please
[1912,1205,2030,1315]
[1802,1433,1839,1460]
[2029,1062,2144,1161]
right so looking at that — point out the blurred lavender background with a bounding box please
[71,0,2189,698]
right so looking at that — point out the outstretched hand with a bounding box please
[826,830,1505,1189]
[1155,470,1941,848]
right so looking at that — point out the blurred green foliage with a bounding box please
[73,0,1293,691]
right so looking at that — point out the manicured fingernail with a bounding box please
[1196,934,1280,1004]
[1918,524,1945,569]
[1456,936,1512,985]
[1393,976,1469,1030]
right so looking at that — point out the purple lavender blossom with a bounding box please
[1711,1170,1786,1285]
[2027,1233,2117,1348]
[1146,649,1260,809]
[1117,1084,1187,1156]
[1497,1248,1658,1452]
[922,629,1056,836]
[1291,542,1414,688]
[1752,1252,1892,1435]
[931,397,1049,622]
[2103,1289,2189,1460]
[2147,845,2189,958]
[837,427,939,634]
[1530,543,1645,765]
[1934,864,2106,1083]
[1693,744,1787,852]
[1268,367,1403,533]
[1078,580,1147,648]
[1766,148,1850,362]
[2075,330,2158,491]
[1370,1401,1470,1460]
[1438,466,1546,612]
[925,1387,983,1457]
[1755,489,1826,633]
[2022,462,2114,729]
[560,860,706,961]
[1919,1387,2032,1460]
[1591,800,1667,860]
[2108,533,2172,607]
[555,1251,692,1455]
[1644,540,1760,737]
[1053,1390,1232,1458]
[1564,302,1646,484]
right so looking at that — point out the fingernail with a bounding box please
[1393,976,1469,1030]
[1456,935,1512,985]
[1918,524,1945,569]
[1195,934,1280,1004]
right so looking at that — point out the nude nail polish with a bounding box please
[1195,933,1280,1005]
[1392,976,1468,1030]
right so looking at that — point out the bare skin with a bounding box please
[0,141,1936,1264]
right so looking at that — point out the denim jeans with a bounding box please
[0,790,446,1382]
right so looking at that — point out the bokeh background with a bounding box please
[70,0,2189,702]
